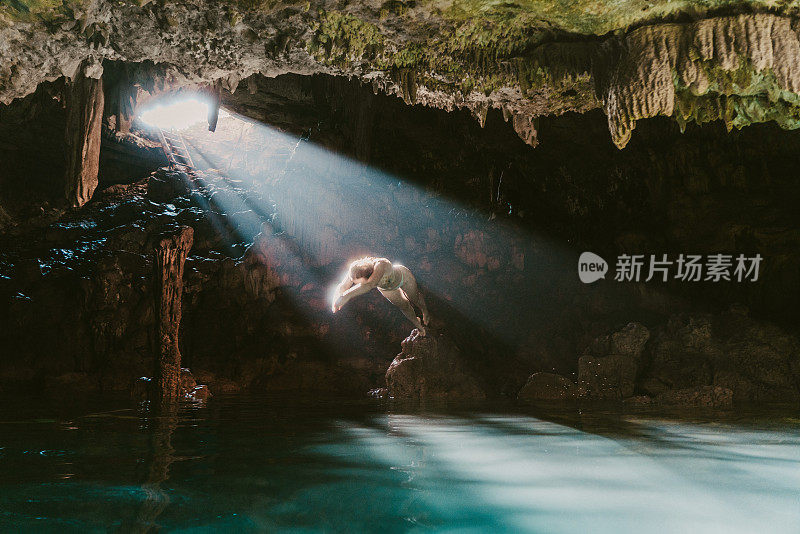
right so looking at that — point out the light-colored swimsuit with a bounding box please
[378,268,404,291]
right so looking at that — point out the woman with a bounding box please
[332,256,430,336]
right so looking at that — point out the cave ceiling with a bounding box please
[3,0,800,147]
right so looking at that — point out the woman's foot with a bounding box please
[416,320,426,337]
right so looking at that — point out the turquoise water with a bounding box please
[1,395,799,533]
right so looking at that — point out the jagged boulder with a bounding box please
[578,322,650,399]
[147,168,191,202]
[385,330,486,400]
[641,307,800,403]
[517,372,580,400]
[639,314,718,395]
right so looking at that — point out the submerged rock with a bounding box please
[131,376,155,401]
[187,384,212,402]
[517,372,580,401]
[368,387,388,398]
[385,330,486,400]
[132,368,212,402]
[179,367,197,391]
[147,168,191,203]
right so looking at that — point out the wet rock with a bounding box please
[656,386,734,408]
[147,168,191,202]
[579,354,638,400]
[186,384,212,401]
[640,308,800,403]
[517,372,580,400]
[134,369,213,401]
[578,322,650,399]
[152,225,193,400]
[132,376,155,401]
[640,314,717,395]
[583,322,651,359]
[100,183,133,197]
[179,367,196,391]
[385,330,486,400]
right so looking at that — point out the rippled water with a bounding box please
[1,395,799,533]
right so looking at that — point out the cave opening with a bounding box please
[137,96,229,133]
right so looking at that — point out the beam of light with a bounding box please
[176,108,578,348]
[176,114,368,341]
[138,97,230,131]
[169,122,376,356]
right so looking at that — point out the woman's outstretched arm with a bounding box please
[331,273,354,312]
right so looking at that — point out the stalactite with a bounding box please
[63,61,104,208]
[392,67,417,105]
[598,14,800,148]
[207,80,221,132]
[512,113,538,147]
[152,225,194,402]
[471,101,489,128]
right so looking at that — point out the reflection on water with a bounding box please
[0,395,799,533]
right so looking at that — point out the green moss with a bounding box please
[308,11,385,66]
[0,0,71,22]
[433,0,800,36]
[379,0,414,19]
[672,57,800,132]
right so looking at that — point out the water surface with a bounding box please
[1,395,799,532]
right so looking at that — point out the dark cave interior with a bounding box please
[1,65,799,406]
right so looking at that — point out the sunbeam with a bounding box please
[171,107,578,349]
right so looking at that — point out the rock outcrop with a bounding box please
[385,330,486,400]
[570,308,800,405]
[152,225,193,401]
[578,322,650,399]
[640,307,800,404]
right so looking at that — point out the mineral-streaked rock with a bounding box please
[641,307,800,403]
[578,322,650,399]
[386,330,486,400]
[5,1,800,148]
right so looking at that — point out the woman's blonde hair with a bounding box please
[349,256,378,280]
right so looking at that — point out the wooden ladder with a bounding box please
[157,128,195,172]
